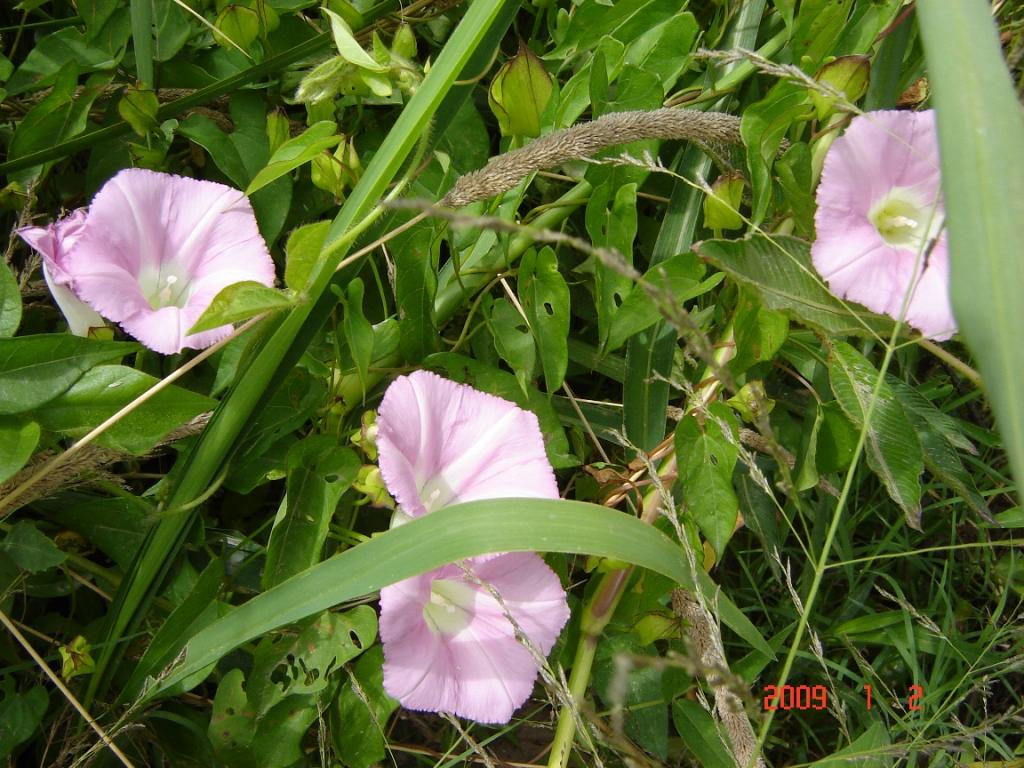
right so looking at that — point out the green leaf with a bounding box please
[130,0,154,87]
[34,364,215,455]
[393,217,440,362]
[208,669,255,765]
[284,222,330,293]
[810,721,890,768]
[208,607,376,768]
[45,496,150,571]
[0,682,48,761]
[671,699,734,768]
[1,521,66,573]
[741,82,810,226]
[9,67,107,184]
[586,182,637,350]
[623,322,676,452]
[791,0,854,68]
[697,236,897,338]
[177,115,250,188]
[547,0,681,60]
[152,0,191,62]
[79,0,119,39]
[323,8,388,72]
[248,607,376,712]
[262,438,359,589]
[188,282,293,335]
[608,252,721,352]
[730,294,789,376]
[123,559,225,700]
[775,142,815,235]
[519,247,570,391]
[622,11,697,91]
[340,279,374,398]
[917,3,1024,500]
[0,261,21,338]
[0,336,137,415]
[889,378,991,522]
[330,646,397,768]
[118,84,159,136]
[245,121,342,196]
[827,342,924,529]
[0,417,40,486]
[5,28,117,96]
[145,500,772,699]
[489,297,536,397]
[213,5,260,51]
[676,404,741,558]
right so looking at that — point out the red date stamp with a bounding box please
[762,684,924,711]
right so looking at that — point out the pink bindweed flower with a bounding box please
[39,169,275,355]
[377,370,559,524]
[379,552,570,723]
[812,110,956,340]
[375,371,568,722]
[17,209,106,337]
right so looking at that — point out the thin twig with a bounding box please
[0,314,267,518]
[0,607,136,768]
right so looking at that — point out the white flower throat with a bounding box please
[868,187,943,252]
[423,578,475,636]
[142,263,191,310]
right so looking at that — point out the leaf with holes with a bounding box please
[489,296,537,397]
[263,438,360,589]
[518,247,569,391]
[586,182,637,350]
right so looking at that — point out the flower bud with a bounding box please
[488,42,553,137]
[703,171,746,231]
[811,55,870,121]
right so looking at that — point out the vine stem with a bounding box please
[547,323,736,768]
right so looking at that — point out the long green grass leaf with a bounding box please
[143,499,771,700]
[916,2,1024,492]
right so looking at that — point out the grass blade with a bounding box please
[143,499,772,700]
[916,3,1024,492]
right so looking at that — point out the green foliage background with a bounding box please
[0,0,1021,766]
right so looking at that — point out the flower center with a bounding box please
[422,578,476,636]
[141,264,191,310]
[868,187,942,251]
[418,474,458,514]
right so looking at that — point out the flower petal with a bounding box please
[18,210,105,336]
[377,371,559,517]
[380,553,568,723]
[17,208,89,284]
[812,109,955,340]
[66,169,275,354]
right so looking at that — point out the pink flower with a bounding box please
[28,169,276,355]
[812,110,956,340]
[375,371,568,722]
[377,370,559,523]
[379,552,569,723]
[17,209,105,337]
